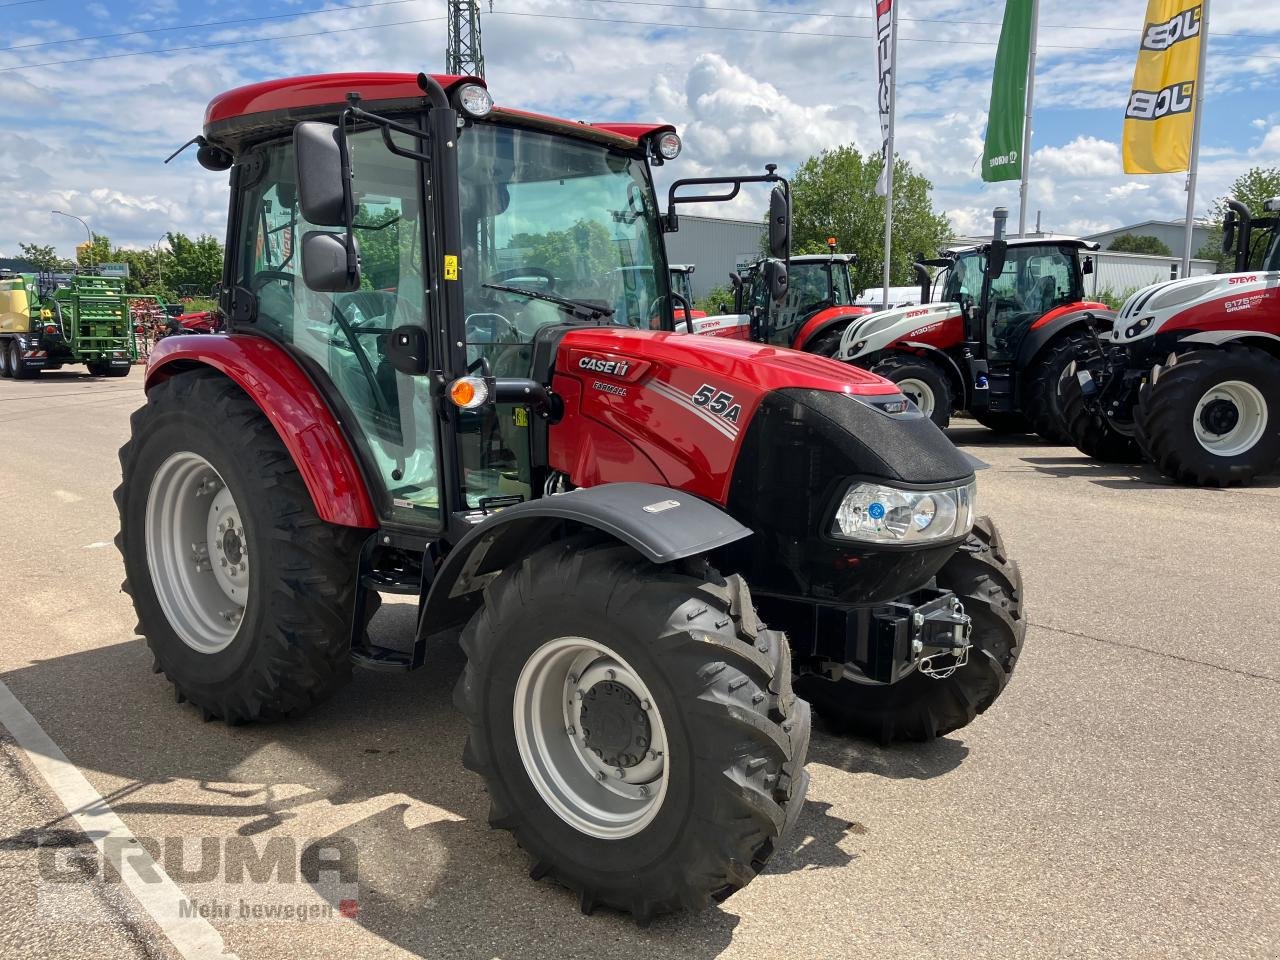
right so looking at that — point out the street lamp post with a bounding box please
[155,235,168,289]
[51,210,93,271]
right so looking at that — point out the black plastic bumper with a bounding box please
[754,586,972,685]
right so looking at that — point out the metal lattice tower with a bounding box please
[447,0,490,78]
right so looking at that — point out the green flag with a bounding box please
[983,0,1033,183]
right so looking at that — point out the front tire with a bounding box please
[455,539,810,922]
[0,341,11,378]
[795,517,1025,743]
[871,353,954,429]
[1136,346,1280,487]
[1059,367,1143,463]
[115,370,369,722]
[1026,330,1097,443]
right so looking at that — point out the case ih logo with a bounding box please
[1228,275,1259,285]
[1142,5,1201,51]
[1125,82,1194,121]
[579,355,631,377]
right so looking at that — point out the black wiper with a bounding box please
[483,282,615,321]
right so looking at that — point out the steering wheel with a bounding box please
[484,266,557,290]
[250,270,296,292]
[465,311,522,345]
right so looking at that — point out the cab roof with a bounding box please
[948,237,1100,255]
[791,253,856,264]
[203,72,676,154]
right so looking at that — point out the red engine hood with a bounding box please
[561,327,898,396]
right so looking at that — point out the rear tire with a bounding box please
[795,517,1024,743]
[1059,367,1143,463]
[871,353,954,429]
[0,341,11,378]
[1136,346,1280,487]
[115,369,369,723]
[455,538,810,922]
[104,364,131,378]
[87,361,109,376]
[10,341,34,380]
[1026,330,1097,443]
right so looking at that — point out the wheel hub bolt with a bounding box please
[614,767,625,779]
[595,771,606,781]
[638,784,649,797]
[566,725,576,737]
[640,699,651,711]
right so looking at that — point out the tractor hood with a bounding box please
[839,302,964,360]
[1113,271,1280,343]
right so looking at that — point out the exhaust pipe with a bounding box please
[992,206,1008,242]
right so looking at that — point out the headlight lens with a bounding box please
[456,83,494,118]
[832,480,976,544]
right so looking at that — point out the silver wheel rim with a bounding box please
[1193,380,1267,457]
[144,452,248,654]
[897,377,936,417]
[513,636,669,840]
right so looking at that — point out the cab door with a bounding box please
[233,129,443,531]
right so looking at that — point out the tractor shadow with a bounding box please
[0,601,873,958]
[1018,455,1280,490]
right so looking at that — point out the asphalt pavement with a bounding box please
[0,369,1276,960]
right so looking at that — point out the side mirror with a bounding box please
[294,122,349,227]
[767,185,791,260]
[987,239,1008,280]
[1082,256,1094,276]
[763,257,789,304]
[1222,208,1237,254]
[301,231,361,293]
[387,324,429,375]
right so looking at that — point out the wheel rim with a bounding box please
[1192,380,1267,457]
[896,377,936,417]
[144,452,248,654]
[513,636,669,840]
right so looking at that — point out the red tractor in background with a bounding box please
[704,242,873,350]
[116,72,1025,921]
[1062,198,1280,485]
[838,208,1111,435]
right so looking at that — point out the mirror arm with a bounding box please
[664,165,787,232]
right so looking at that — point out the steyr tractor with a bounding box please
[838,209,1111,435]
[1062,199,1280,485]
[116,72,1025,921]
[701,246,872,350]
[0,272,136,378]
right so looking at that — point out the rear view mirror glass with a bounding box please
[294,122,349,228]
[763,258,788,304]
[300,231,360,292]
[768,185,790,260]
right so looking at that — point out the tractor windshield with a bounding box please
[1265,228,1280,272]
[458,122,668,343]
[984,245,1083,363]
[670,268,695,307]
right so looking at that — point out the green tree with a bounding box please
[1107,234,1173,257]
[506,220,616,282]
[165,232,224,298]
[76,232,114,270]
[1197,166,1280,271]
[696,283,734,315]
[780,145,952,296]
[16,242,73,272]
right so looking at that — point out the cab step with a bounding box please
[360,569,420,596]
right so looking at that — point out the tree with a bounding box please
[1197,166,1280,271]
[780,145,952,296]
[17,242,73,272]
[696,283,734,315]
[1107,234,1172,257]
[165,232,223,299]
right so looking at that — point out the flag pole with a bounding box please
[1181,0,1209,276]
[1017,0,1039,237]
[881,0,899,308]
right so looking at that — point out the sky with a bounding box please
[3,0,1278,259]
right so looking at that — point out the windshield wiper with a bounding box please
[483,282,616,321]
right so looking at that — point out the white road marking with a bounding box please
[0,679,239,960]
[53,490,82,503]
[84,541,113,550]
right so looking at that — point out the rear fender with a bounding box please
[416,482,751,645]
[146,334,378,529]
[1017,308,1115,369]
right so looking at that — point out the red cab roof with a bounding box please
[203,72,675,152]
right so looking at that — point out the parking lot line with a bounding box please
[0,678,240,960]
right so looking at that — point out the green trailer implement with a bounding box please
[0,273,137,379]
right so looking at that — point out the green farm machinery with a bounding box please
[0,273,137,378]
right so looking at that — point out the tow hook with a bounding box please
[915,597,972,680]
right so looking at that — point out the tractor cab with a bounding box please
[733,251,865,350]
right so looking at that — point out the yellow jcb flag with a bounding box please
[1122,0,1203,174]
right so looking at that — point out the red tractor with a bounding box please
[703,246,872,350]
[839,209,1111,435]
[1061,199,1280,485]
[116,72,1024,920]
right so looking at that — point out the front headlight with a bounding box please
[831,480,976,544]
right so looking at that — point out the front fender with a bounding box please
[1017,306,1114,369]
[792,307,873,352]
[416,483,751,643]
[147,334,378,529]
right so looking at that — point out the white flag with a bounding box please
[874,0,895,197]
